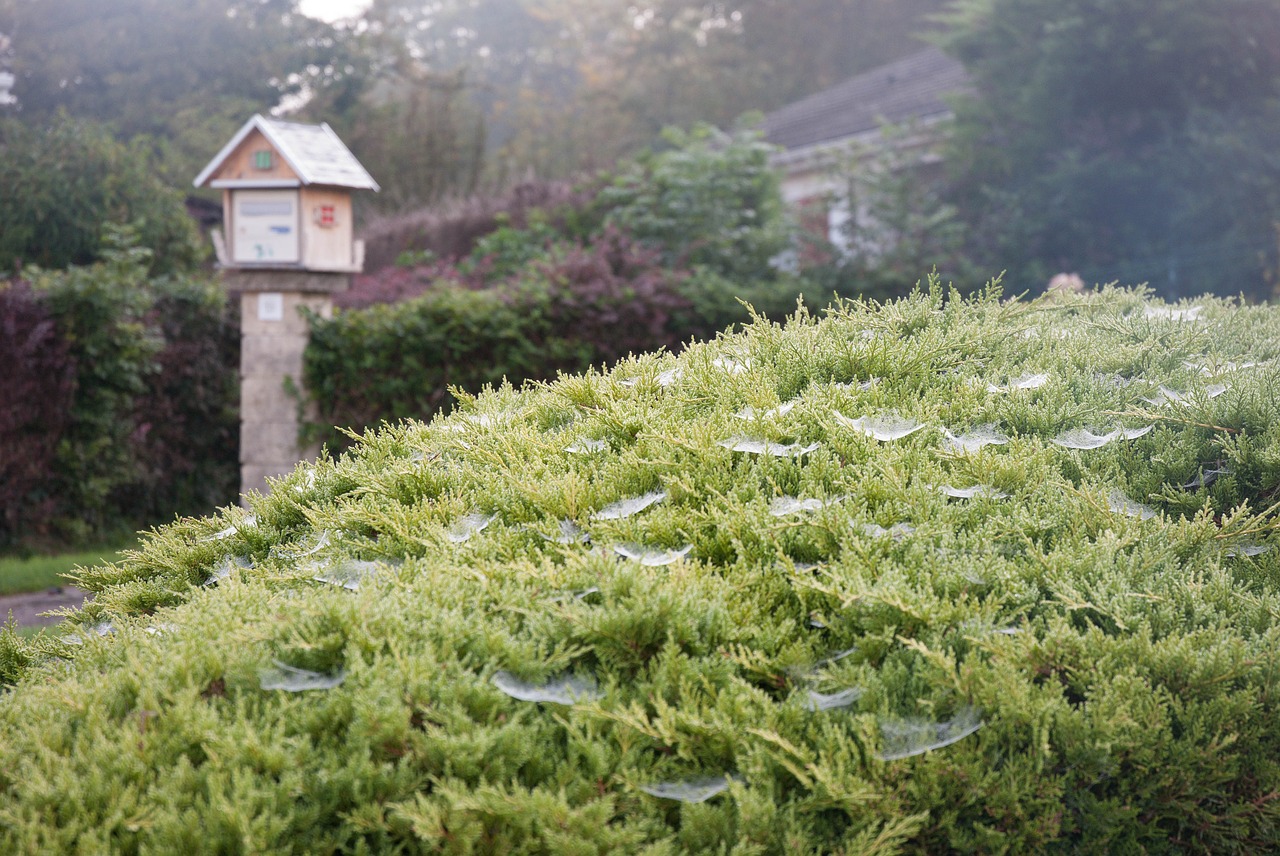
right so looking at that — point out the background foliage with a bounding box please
[6,0,1273,295]
[0,0,949,209]
[0,115,202,275]
[594,124,789,283]
[304,127,820,449]
[0,233,238,550]
[3,0,1278,549]
[0,0,360,186]
[31,234,165,543]
[0,280,75,542]
[349,0,950,185]
[938,0,1280,298]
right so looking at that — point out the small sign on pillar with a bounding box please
[257,292,285,322]
[194,115,379,498]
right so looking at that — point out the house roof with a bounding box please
[761,46,970,153]
[193,114,380,191]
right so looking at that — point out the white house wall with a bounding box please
[771,118,953,260]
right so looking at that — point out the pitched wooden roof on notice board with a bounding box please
[193,114,380,191]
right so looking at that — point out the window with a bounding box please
[254,150,273,170]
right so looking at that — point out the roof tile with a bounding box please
[762,47,970,152]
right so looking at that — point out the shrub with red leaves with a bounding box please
[119,278,239,524]
[337,258,465,310]
[0,281,75,544]
[522,226,692,364]
[1,258,238,549]
[358,180,591,273]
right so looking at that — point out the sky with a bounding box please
[298,0,372,23]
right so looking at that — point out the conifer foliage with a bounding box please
[3,283,1280,852]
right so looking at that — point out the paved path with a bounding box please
[0,587,91,629]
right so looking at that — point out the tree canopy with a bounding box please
[938,0,1280,298]
[0,0,364,182]
[334,0,949,181]
[4,0,1276,299]
[0,115,201,274]
[0,0,947,211]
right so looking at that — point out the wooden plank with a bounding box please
[300,186,354,270]
[209,128,300,184]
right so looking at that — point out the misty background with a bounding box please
[2,0,1280,551]
[2,0,1277,298]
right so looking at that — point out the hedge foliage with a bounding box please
[308,126,819,450]
[305,229,810,451]
[304,230,690,449]
[0,280,76,540]
[0,233,238,548]
[4,283,1280,852]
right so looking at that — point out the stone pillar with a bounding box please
[223,271,350,498]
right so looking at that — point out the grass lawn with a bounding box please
[0,546,127,596]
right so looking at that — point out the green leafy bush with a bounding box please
[458,220,562,281]
[314,254,846,454]
[305,229,692,449]
[2,231,238,548]
[122,273,240,525]
[0,115,204,276]
[311,229,827,453]
[5,283,1280,852]
[594,123,791,283]
[30,236,164,542]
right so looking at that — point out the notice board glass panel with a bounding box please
[232,190,300,264]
